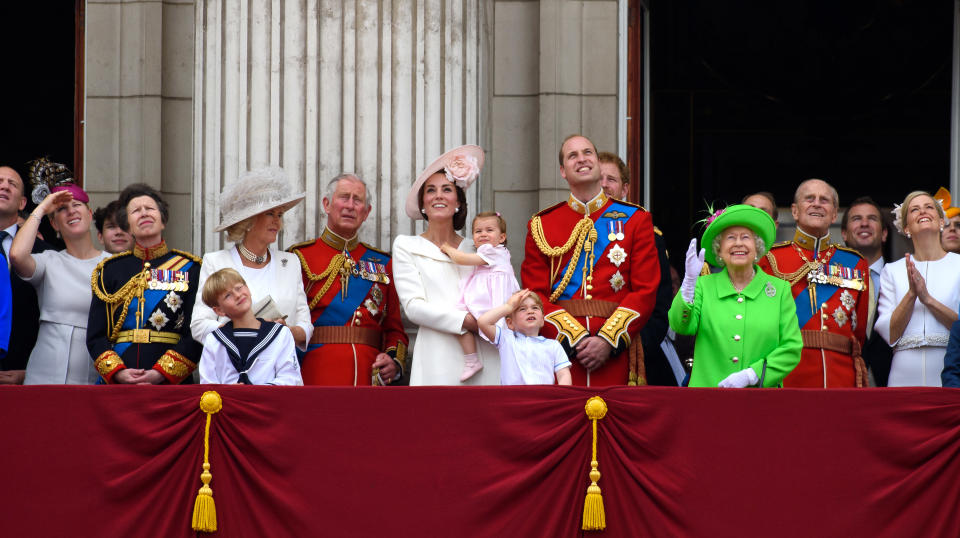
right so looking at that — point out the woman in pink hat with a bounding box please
[392,145,501,385]
[10,159,110,384]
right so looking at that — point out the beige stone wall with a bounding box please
[84,0,195,250]
[488,0,620,274]
[83,0,623,261]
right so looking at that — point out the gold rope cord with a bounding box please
[531,215,597,302]
[582,396,608,530]
[763,251,818,286]
[192,390,223,532]
[91,266,151,341]
[295,250,348,309]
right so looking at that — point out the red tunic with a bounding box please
[758,230,870,387]
[290,229,407,386]
[521,192,660,386]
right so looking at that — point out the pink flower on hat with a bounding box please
[705,208,725,226]
[444,154,480,188]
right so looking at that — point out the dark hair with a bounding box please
[558,134,598,167]
[741,191,778,222]
[417,174,468,231]
[841,196,888,233]
[93,200,126,234]
[597,151,630,185]
[117,183,170,232]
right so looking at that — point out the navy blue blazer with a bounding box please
[941,319,960,388]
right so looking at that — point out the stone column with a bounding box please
[84,0,195,249]
[487,0,620,273]
[193,0,488,252]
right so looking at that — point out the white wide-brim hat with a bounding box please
[215,166,306,232]
[404,145,485,220]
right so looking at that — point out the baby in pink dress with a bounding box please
[440,212,520,381]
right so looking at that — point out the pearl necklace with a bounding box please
[238,243,268,264]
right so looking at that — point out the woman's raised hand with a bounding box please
[905,253,930,304]
[680,238,705,303]
[35,190,74,215]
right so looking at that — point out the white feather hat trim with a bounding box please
[215,167,306,232]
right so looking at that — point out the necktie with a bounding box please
[0,230,9,268]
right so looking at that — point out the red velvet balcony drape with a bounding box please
[2,386,959,537]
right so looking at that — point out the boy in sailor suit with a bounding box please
[198,268,302,385]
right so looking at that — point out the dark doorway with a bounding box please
[0,3,80,190]
[643,1,955,266]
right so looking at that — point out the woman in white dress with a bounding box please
[875,190,960,386]
[191,167,312,350]
[10,160,109,384]
[393,145,501,385]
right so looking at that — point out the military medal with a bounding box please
[609,270,625,292]
[615,220,624,241]
[606,244,627,267]
[607,221,617,241]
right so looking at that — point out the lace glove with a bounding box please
[718,368,759,388]
[680,238,705,304]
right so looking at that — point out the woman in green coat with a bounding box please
[668,204,802,387]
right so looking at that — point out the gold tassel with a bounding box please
[582,396,608,531]
[192,391,223,533]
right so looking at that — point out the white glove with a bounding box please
[680,238,705,304]
[718,368,759,388]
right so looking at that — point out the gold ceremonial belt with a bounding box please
[116,329,181,345]
[309,326,382,348]
[557,299,618,318]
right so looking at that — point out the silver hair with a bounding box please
[321,173,373,215]
[711,230,767,267]
[793,178,839,209]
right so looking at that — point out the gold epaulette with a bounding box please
[171,249,202,264]
[770,240,792,249]
[287,239,315,253]
[833,245,866,260]
[361,242,390,258]
[614,199,643,210]
[93,251,133,274]
[532,200,568,218]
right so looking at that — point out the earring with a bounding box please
[455,207,460,213]
[420,208,426,214]
[906,231,912,238]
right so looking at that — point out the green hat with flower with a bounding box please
[701,204,776,267]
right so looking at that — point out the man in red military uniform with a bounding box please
[289,174,407,386]
[521,135,660,386]
[758,178,870,387]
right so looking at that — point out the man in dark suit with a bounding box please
[0,165,50,384]
[841,196,892,386]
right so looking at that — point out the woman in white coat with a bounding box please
[393,145,500,385]
[876,190,960,386]
[191,167,312,350]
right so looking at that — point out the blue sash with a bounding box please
[551,202,638,301]
[113,259,194,357]
[308,250,383,351]
[793,248,860,327]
